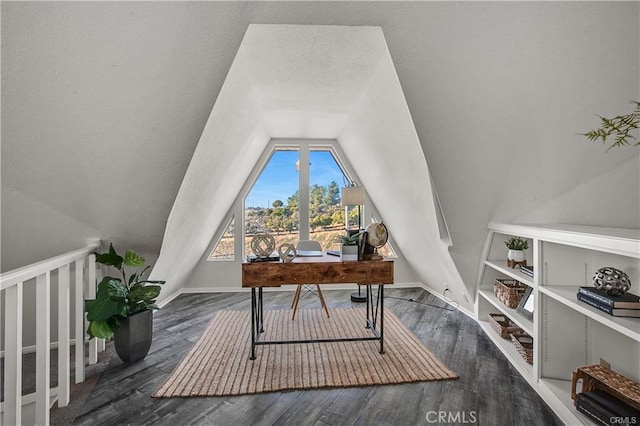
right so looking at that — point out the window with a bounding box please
[208,215,235,260]
[242,141,397,258]
[309,149,349,250]
[244,148,300,254]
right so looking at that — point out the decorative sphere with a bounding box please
[365,222,388,248]
[278,243,297,263]
[592,267,631,295]
[251,233,276,258]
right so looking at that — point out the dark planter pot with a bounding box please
[114,310,153,363]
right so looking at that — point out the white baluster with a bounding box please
[3,282,23,426]
[95,266,106,353]
[57,264,71,407]
[74,258,85,384]
[87,254,98,364]
[35,272,51,426]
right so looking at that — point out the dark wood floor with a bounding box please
[71,288,562,425]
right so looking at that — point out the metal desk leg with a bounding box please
[365,284,371,329]
[259,287,264,333]
[379,284,385,354]
[250,288,256,360]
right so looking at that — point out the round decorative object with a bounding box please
[592,267,631,295]
[250,233,276,258]
[278,243,297,263]
[365,222,388,248]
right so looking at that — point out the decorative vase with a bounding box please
[341,244,359,261]
[592,267,631,295]
[506,249,526,269]
[114,310,153,363]
[507,249,526,263]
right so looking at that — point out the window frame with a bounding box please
[210,138,397,261]
[206,211,236,261]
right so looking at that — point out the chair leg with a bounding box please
[316,285,330,318]
[292,285,302,320]
[292,285,301,308]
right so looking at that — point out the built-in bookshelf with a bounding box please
[475,223,640,425]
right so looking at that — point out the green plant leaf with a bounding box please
[89,320,114,340]
[334,231,363,245]
[582,100,640,151]
[124,250,145,267]
[97,277,127,299]
[128,272,138,286]
[504,236,528,250]
[139,279,166,285]
[95,243,123,269]
[86,285,121,321]
[129,285,161,304]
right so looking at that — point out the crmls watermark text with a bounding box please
[610,416,637,425]
[425,411,478,424]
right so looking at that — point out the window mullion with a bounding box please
[298,145,310,241]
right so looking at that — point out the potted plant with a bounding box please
[505,236,529,268]
[335,231,362,261]
[580,100,639,152]
[85,243,165,363]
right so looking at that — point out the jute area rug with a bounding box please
[153,307,458,397]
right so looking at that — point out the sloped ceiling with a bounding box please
[2,3,638,302]
[149,24,467,303]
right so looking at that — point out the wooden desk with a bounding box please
[242,254,394,360]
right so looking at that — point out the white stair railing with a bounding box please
[1,243,104,426]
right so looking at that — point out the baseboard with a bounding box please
[1,283,469,358]
[0,339,84,358]
[160,281,452,307]
[417,282,475,320]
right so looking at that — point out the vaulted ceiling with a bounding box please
[3,2,638,305]
[150,24,466,302]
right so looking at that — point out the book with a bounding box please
[519,265,534,278]
[578,286,640,309]
[576,397,610,426]
[246,254,280,262]
[576,397,617,426]
[577,293,640,317]
[576,402,610,426]
[296,250,323,257]
[576,390,640,425]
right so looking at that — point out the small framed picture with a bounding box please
[516,286,534,321]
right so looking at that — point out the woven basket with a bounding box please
[494,279,527,309]
[571,364,640,411]
[511,333,533,364]
[488,313,523,338]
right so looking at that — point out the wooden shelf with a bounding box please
[540,285,640,342]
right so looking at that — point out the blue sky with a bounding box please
[245,150,348,208]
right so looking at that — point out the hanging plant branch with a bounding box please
[580,100,640,152]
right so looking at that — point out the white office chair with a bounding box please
[291,240,330,320]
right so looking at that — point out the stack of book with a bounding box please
[577,286,640,318]
[246,254,280,262]
[519,265,534,278]
[576,390,640,425]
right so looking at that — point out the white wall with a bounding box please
[185,135,421,292]
[2,2,638,306]
[401,2,640,287]
[1,186,102,271]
